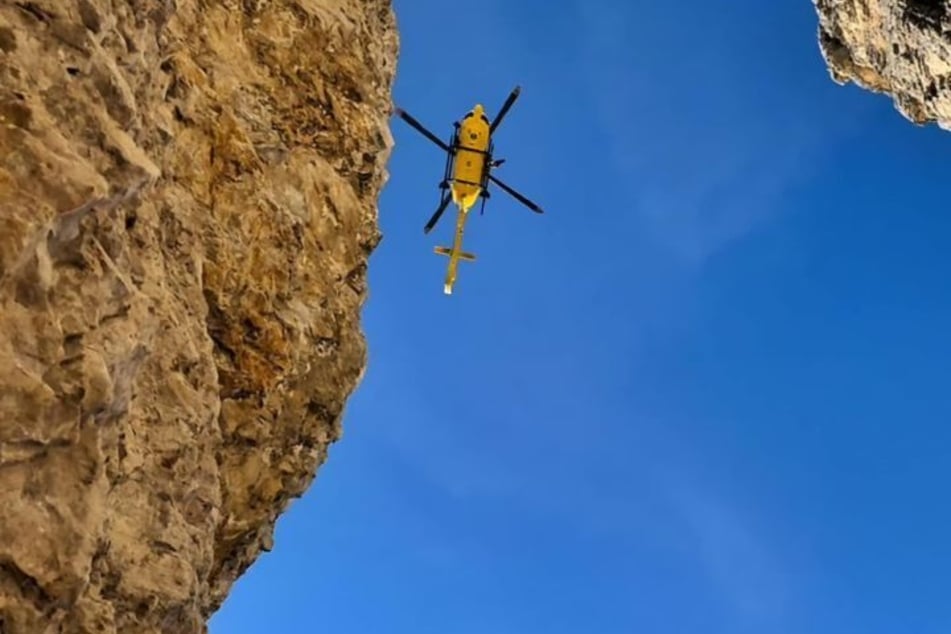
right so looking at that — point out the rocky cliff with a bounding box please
[814,0,951,129]
[0,0,397,631]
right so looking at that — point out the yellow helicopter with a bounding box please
[393,85,544,295]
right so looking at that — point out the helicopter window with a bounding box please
[479,114,489,124]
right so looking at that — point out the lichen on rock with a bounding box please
[0,0,398,631]
[814,0,951,129]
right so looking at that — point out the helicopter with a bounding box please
[393,85,544,295]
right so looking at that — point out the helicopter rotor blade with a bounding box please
[394,107,451,152]
[424,192,453,234]
[488,175,543,214]
[489,85,521,135]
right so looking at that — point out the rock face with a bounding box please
[0,1,397,631]
[814,0,951,129]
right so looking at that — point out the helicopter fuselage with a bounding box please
[449,105,491,212]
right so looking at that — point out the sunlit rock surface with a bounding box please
[815,0,951,129]
[0,0,397,630]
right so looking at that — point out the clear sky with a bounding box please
[209,1,951,632]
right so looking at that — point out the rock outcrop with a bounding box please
[0,0,397,631]
[814,0,951,129]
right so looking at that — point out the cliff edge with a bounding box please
[0,1,397,631]
[814,0,951,129]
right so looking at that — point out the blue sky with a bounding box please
[209,1,951,633]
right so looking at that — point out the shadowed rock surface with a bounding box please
[814,0,951,129]
[0,0,397,631]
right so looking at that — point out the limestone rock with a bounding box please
[0,0,397,631]
[814,0,951,129]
